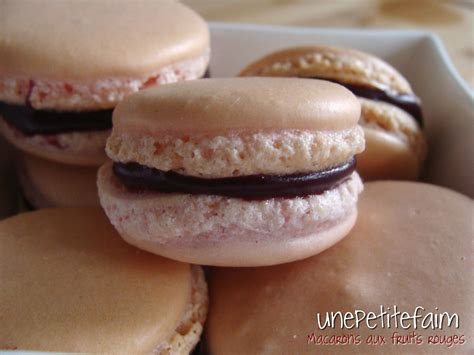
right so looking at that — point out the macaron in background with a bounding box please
[0,0,210,166]
[206,181,473,354]
[16,153,100,209]
[98,77,365,266]
[0,135,16,219]
[240,46,427,181]
[0,208,208,353]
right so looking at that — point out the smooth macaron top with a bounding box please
[240,46,413,95]
[0,0,209,80]
[112,77,361,134]
[207,181,473,354]
[0,208,192,353]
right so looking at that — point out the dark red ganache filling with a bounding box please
[112,157,356,200]
[0,102,113,135]
[306,76,423,127]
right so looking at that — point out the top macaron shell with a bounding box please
[0,0,210,111]
[0,0,209,81]
[0,208,201,353]
[111,77,361,134]
[239,45,413,95]
[106,78,365,178]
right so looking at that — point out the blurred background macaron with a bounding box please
[0,0,210,166]
[206,181,473,354]
[240,46,427,181]
[98,77,365,266]
[16,153,100,209]
[0,208,208,353]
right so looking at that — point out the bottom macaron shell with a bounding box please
[0,208,208,353]
[17,154,100,208]
[357,128,421,181]
[0,118,108,166]
[355,98,426,181]
[123,210,357,267]
[98,162,363,266]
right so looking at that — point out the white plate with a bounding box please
[0,23,473,222]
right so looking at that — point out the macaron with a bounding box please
[97,77,365,266]
[240,46,427,181]
[0,208,208,353]
[17,153,99,209]
[0,0,210,166]
[207,181,473,354]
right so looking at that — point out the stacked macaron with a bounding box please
[240,46,427,180]
[98,77,365,266]
[0,0,210,208]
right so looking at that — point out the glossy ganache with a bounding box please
[113,158,356,200]
[0,102,112,135]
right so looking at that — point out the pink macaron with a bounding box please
[240,46,427,180]
[0,0,210,166]
[98,78,365,266]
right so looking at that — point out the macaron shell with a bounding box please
[239,46,413,94]
[121,208,357,267]
[106,127,365,178]
[0,208,193,352]
[356,98,426,180]
[207,181,473,354]
[0,0,209,80]
[112,78,361,135]
[0,120,108,166]
[358,128,421,180]
[18,153,100,208]
[0,52,210,111]
[157,265,209,354]
[97,163,363,266]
